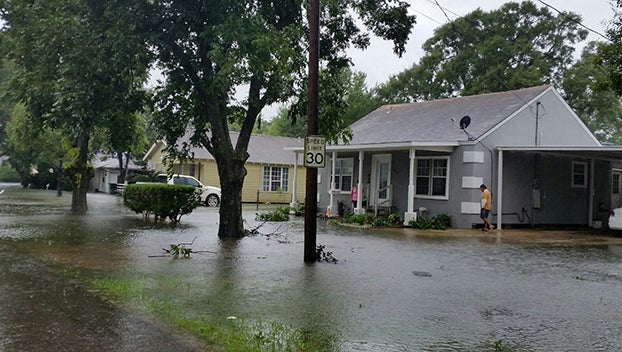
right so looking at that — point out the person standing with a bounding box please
[480,184,494,231]
[351,182,359,210]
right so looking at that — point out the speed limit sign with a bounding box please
[304,135,326,168]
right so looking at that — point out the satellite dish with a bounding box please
[459,115,471,130]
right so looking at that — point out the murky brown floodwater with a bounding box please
[0,183,621,351]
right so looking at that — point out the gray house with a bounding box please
[307,85,622,228]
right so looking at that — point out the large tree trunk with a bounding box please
[218,177,245,238]
[209,135,248,238]
[216,158,247,238]
[70,133,91,213]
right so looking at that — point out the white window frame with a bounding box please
[613,172,621,194]
[571,161,588,189]
[414,156,450,200]
[263,166,289,192]
[331,158,354,193]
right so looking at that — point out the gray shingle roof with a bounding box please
[93,154,143,170]
[347,85,551,146]
[180,131,303,165]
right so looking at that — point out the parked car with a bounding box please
[154,174,221,207]
[608,207,622,230]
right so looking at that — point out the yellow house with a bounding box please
[144,132,306,205]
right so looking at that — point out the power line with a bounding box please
[412,9,444,25]
[433,0,453,23]
[424,0,462,19]
[536,0,610,41]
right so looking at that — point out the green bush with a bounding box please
[123,183,201,223]
[408,213,452,230]
[343,212,374,225]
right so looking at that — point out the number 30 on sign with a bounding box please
[304,135,326,168]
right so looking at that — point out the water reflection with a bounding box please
[0,186,621,351]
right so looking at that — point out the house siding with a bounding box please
[145,137,306,206]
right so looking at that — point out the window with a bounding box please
[613,173,620,194]
[263,166,289,192]
[333,158,354,192]
[572,161,587,188]
[416,157,449,198]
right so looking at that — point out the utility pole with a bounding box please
[304,0,320,263]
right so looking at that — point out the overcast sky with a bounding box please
[348,0,617,87]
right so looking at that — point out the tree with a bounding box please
[598,2,622,96]
[4,104,72,189]
[266,68,379,138]
[0,59,16,155]
[1,0,150,211]
[563,42,622,145]
[375,1,588,101]
[138,0,416,238]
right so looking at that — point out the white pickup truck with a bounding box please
[151,174,221,207]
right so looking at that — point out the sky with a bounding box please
[348,0,617,87]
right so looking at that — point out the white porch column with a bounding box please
[289,151,299,209]
[497,149,504,229]
[327,151,337,217]
[356,150,364,214]
[404,147,417,225]
[589,159,595,227]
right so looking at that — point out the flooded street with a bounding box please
[0,183,621,351]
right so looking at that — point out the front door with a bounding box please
[371,154,392,207]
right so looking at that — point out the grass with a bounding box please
[90,276,338,352]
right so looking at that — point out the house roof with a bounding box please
[93,154,143,170]
[147,131,303,166]
[345,85,552,147]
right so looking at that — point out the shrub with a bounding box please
[386,213,402,225]
[343,212,374,225]
[123,183,201,223]
[408,213,452,230]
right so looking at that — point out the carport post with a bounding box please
[589,159,595,227]
[497,149,503,229]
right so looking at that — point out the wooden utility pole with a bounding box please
[304,0,320,263]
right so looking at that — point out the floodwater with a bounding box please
[0,183,621,351]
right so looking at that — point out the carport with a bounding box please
[496,146,622,229]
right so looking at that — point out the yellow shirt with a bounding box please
[481,189,492,210]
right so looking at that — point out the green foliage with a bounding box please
[255,206,290,222]
[0,164,20,182]
[2,0,151,210]
[343,212,374,225]
[375,1,588,101]
[275,67,381,141]
[4,104,73,187]
[408,214,452,230]
[599,3,622,96]
[141,0,415,238]
[122,183,201,223]
[169,243,193,258]
[563,42,622,145]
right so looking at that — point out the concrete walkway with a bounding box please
[0,243,208,352]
